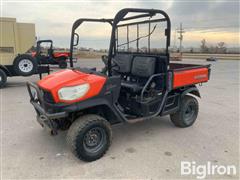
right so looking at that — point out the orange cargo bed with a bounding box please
[170,63,210,89]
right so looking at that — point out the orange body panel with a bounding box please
[31,51,37,57]
[38,69,106,104]
[31,51,69,58]
[173,68,209,89]
[53,52,70,58]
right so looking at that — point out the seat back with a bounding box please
[131,56,156,77]
[113,54,133,74]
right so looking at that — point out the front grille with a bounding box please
[42,90,55,103]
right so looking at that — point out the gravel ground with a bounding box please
[1,59,239,179]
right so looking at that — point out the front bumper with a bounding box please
[27,82,68,133]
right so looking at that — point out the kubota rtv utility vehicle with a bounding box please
[32,40,69,69]
[27,8,211,162]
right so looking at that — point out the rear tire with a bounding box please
[0,69,7,88]
[13,54,37,76]
[170,95,199,128]
[67,114,112,162]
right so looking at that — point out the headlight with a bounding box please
[58,83,90,101]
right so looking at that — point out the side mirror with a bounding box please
[73,33,79,46]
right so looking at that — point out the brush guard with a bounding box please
[26,82,68,135]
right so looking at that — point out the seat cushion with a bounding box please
[121,81,143,93]
[131,56,156,77]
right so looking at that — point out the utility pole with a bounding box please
[176,23,185,53]
[173,29,176,51]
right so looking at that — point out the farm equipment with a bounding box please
[0,17,49,88]
[27,8,211,162]
[32,40,69,69]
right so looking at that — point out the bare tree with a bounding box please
[216,42,227,53]
[200,39,208,53]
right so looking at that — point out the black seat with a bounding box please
[112,54,133,74]
[121,56,156,93]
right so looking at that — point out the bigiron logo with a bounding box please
[181,161,237,179]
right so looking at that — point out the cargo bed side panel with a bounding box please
[173,67,209,89]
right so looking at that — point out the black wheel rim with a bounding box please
[83,127,106,153]
[183,103,195,123]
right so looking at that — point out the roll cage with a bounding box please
[36,40,53,56]
[69,18,113,68]
[69,8,171,76]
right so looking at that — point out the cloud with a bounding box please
[2,0,239,48]
[169,1,239,29]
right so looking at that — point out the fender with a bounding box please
[43,97,123,124]
[74,97,123,124]
[0,65,12,76]
[181,85,201,98]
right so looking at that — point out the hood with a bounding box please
[38,69,89,91]
[38,69,106,103]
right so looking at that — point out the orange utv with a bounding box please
[27,8,211,162]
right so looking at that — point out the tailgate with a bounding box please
[173,66,210,89]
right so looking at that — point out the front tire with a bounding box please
[170,95,199,128]
[67,114,112,162]
[0,69,7,88]
[13,54,38,76]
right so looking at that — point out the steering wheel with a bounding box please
[101,55,120,74]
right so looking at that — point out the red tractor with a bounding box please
[27,8,211,162]
[32,40,69,69]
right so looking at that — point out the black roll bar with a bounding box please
[107,8,171,76]
[117,18,167,27]
[36,40,53,55]
[69,18,113,67]
[69,8,171,73]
